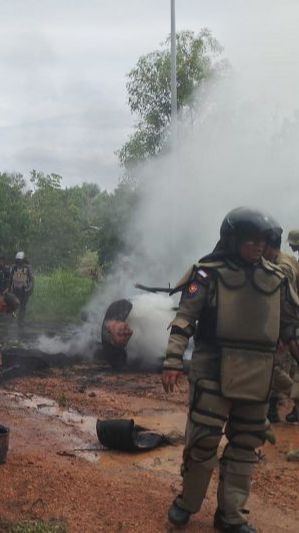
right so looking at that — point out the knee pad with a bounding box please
[185,426,222,467]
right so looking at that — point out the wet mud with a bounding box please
[0,366,299,532]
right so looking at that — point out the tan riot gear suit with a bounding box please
[164,257,299,526]
[287,229,299,247]
[269,251,299,418]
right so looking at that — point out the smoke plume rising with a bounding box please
[38,2,299,364]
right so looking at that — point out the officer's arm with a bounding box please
[280,281,299,362]
[279,263,297,291]
[8,268,14,291]
[163,274,209,372]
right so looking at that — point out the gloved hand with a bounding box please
[162,370,183,393]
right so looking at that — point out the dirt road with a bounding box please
[1,366,299,532]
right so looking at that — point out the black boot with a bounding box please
[214,509,256,533]
[267,397,280,423]
[286,405,298,423]
[168,501,191,527]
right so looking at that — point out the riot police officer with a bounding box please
[287,229,299,255]
[10,251,34,324]
[264,225,299,423]
[162,207,299,532]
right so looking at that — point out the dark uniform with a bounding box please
[0,264,10,295]
[164,208,299,532]
[10,256,33,324]
[0,253,10,295]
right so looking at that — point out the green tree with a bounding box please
[118,30,224,173]
[0,172,31,257]
[90,183,138,268]
[28,171,85,270]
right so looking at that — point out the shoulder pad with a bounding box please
[253,261,284,295]
[170,263,212,295]
[261,258,285,280]
[216,266,246,289]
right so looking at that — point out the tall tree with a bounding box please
[90,183,138,268]
[118,30,224,174]
[0,172,31,257]
[29,171,84,270]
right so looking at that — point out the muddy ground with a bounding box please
[1,363,299,532]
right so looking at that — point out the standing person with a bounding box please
[287,229,299,256]
[0,252,11,295]
[0,291,20,371]
[162,207,299,532]
[10,252,34,324]
[284,228,299,423]
[264,227,299,423]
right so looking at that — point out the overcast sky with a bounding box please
[1,0,299,189]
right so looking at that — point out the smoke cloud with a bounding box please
[37,2,299,364]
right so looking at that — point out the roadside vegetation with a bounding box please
[26,270,96,323]
[0,30,223,323]
[0,520,66,533]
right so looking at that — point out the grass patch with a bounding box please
[26,269,96,323]
[0,520,66,533]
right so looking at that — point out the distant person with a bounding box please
[264,225,299,423]
[0,292,19,315]
[287,229,299,256]
[10,252,34,325]
[0,252,11,295]
[284,229,299,423]
[0,292,19,370]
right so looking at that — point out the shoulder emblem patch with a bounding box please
[187,281,200,296]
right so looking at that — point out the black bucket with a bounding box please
[0,425,9,464]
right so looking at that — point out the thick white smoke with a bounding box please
[126,293,175,366]
[126,73,299,286]
[37,2,299,363]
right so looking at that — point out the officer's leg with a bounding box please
[18,292,28,325]
[287,366,299,422]
[217,401,269,526]
[174,380,230,514]
[269,365,293,422]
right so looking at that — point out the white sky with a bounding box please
[1,0,299,189]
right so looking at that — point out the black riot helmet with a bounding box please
[220,207,274,254]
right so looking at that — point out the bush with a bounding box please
[26,269,96,323]
[77,250,102,281]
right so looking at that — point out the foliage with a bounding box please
[28,171,87,270]
[89,182,138,267]
[27,269,96,323]
[0,170,137,272]
[118,30,224,173]
[0,173,32,256]
[0,520,66,533]
[77,250,101,280]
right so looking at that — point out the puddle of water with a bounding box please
[0,391,185,470]
[2,391,97,434]
[4,390,298,475]
[1,391,101,462]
